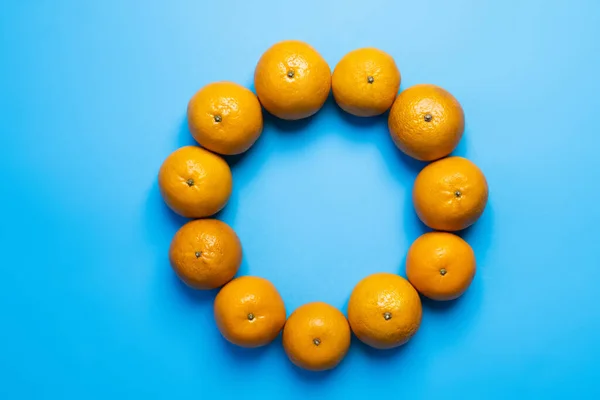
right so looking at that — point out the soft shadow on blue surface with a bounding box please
[223,151,253,168]
[402,199,430,244]
[390,141,428,175]
[451,127,470,158]
[460,201,495,264]
[216,333,278,365]
[352,334,413,360]
[283,353,339,383]
[420,293,465,312]
[144,180,189,248]
[264,111,316,133]
[177,117,197,148]
[171,272,219,302]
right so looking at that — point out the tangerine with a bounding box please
[348,273,422,349]
[388,84,464,161]
[413,156,488,231]
[254,40,331,120]
[406,232,476,301]
[158,146,232,218]
[283,302,351,371]
[214,276,286,348]
[169,219,242,290]
[187,81,263,155]
[332,48,400,117]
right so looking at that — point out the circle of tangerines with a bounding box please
[158,40,489,372]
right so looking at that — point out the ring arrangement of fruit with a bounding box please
[158,40,489,372]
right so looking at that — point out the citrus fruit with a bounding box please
[169,219,242,290]
[347,273,422,349]
[332,48,401,117]
[388,84,464,161]
[214,276,286,348]
[254,40,331,120]
[406,232,476,301]
[282,302,351,371]
[158,146,232,218]
[187,81,263,155]
[413,156,488,231]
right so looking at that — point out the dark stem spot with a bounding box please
[313,338,321,346]
[424,113,433,122]
[287,70,294,78]
[367,76,374,84]
[454,190,462,198]
[440,268,447,276]
[194,251,202,258]
[247,313,255,321]
[383,312,392,321]
[214,115,222,123]
[186,179,194,187]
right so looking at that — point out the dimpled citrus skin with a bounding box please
[169,219,242,290]
[332,48,401,117]
[214,276,286,348]
[158,146,232,218]
[388,84,464,161]
[347,273,422,349]
[406,232,476,301]
[282,302,351,371]
[254,40,331,120]
[413,156,488,231]
[187,81,263,155]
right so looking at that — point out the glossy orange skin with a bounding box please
[347,273,422,349]
[169,219,242,290]
[282,302,351,371]
[214,276,286,348]
[388,84,464,161]
[332,48,401,117]
[187,81,263,155]
[254,40,331,120]
[158,146,232,218]
[406,232,476,301]
[413,156,488,231]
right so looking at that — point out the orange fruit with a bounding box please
[413,156,488,231]
[282,302,351,371]
[406,232,476,301]
[169,219,242,290]
[332,48,401,117]
[214,276,286,348]
[187,81,263,155]
[158,146,232,218]
[347,273,422,349]
[388,84,464,161]
[254,40,331,120]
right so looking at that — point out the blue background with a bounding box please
[1,0,600,398]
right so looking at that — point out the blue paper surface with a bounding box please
[1,0,600,398]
